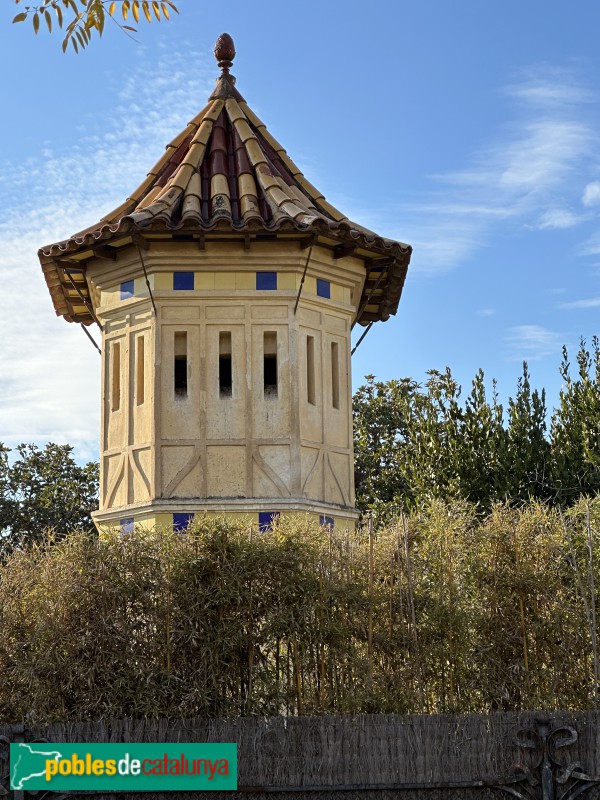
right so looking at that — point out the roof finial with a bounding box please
[215,33,235,75]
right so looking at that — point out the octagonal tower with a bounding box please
[39,35,412,531]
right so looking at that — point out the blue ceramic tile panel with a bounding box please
[120,517,134,534]
[258,511,280,532]
[120,280,134,300]
[173,513,194,532]
[256,272,277,290]
[316,279,330,299]
[173,272,194,290]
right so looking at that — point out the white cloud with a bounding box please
[476,308,496,317]
[582,181,600,207]
[536,207,583,229]
[578,231,600,256]
[391,65,595,274]
[559,296,600,309]
[504,325,563,362]
[0,45,212,459]
[506,65,594,109]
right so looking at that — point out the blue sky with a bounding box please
[1,1,599,461]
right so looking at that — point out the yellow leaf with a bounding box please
[108,1,116,15]
[152,0,160,20]
[12,12,27,22]
[122,0,130,20]
[132,0,139,23]
[142,1,151,22]
[160,2,169,19]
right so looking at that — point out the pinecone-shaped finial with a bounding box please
[215,33,235,75]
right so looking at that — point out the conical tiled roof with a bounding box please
[39,34,411,326]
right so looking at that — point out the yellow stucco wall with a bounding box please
[89,239,364,532]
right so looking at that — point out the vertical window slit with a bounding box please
[136,336,145,406]
[219,332,232,397]
[307,335,315,406]
[111,341,121,412]
[174,332,188,397]
[264,331,278,398]
[331,341,340,409]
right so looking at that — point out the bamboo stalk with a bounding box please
[586,501,600,705]
[512,525,529,684]
[368,515,374,688]
[402,513,425,712]
[292,638,303,713]
[562,508,597,706]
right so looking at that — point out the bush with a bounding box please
[1,502,599,723]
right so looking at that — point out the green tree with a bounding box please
[12,0,178,53]
[353,375,418,521]
[505,363,550,502]
[408,368,463,504]
[441,368,505,507]
[0,442,99,553]
[551,338,600,503]
[353,360,562,515]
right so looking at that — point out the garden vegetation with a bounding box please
[1,500,600,722]
[0,340,599,723]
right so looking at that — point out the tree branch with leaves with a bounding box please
[12,0,178,53]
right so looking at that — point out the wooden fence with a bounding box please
[4,711,600,798]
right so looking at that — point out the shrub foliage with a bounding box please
[1,501,600,723]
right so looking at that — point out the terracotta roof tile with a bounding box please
[39,34,411,326]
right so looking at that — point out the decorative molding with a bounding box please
[163,445,201,498]
[252,448,291,498]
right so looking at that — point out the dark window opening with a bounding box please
[259,511,280,532]
[173,271,194,290]
[264,356,277,396]
[174,332,187,397]
[175,357,188,396]
[256,271,277,290]
[317,278,331,299]
[219,332,232,397]
[173,512,193,532]
[319,515,335,530]
[219,356,232,396]
[263,331,278,398]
